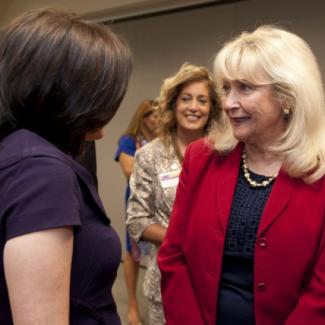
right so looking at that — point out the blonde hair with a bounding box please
[157,62,220,146]
[123,99,157,139]
[211,25,325,183]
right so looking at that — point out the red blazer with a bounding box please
[158,139,325,325]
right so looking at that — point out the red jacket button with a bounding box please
[259,238,267,248]
[257,282,266,292]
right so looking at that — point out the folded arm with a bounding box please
[158,146,204,325]
[126,149,166,245]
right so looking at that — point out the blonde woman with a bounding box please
[158,26,325,325]
[115,99,158,325]
[126,63,220,324]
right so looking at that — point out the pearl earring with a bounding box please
[283,108,290,116]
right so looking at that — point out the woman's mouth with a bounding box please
[185,114,200,121]
[231,116,250,124]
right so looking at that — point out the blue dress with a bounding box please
[0,129,122,325]
[114,135,136,252]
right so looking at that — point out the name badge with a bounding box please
[159,170,181,188]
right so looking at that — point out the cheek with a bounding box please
[174,104,182,120]
[85,128,105,141]
[175,99,186,114]
[203,104,212,119]
[144,119,153,129]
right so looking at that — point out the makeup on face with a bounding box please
[174,81,211,133]
[221,79,285,146]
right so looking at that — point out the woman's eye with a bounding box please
[222,84,230,93]
[181,96,191,102]
[198,98,208,105]
[239,82,253,92]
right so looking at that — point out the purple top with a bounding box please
[0,129,121,325]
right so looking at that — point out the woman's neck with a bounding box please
[244,144,283,176]
[142,128,155,142]
[174,128,204,157]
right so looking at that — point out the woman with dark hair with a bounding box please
[115,99,158,325]
[0,8,131,325]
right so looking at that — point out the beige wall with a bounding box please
[1,0,324,250]
[0,0,224,26]
[0,0,157,26]
[96,0,325,250]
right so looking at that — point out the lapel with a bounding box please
[257,170,295,236]
[215,144,242,233]
[215,143,295,235]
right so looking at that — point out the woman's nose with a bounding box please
[187,99,200,110]
[223,90,240,112]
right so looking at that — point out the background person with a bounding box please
[126,63,220,324]
[0,8,131,325]
[114,99,158,325]
[158,26,325,325]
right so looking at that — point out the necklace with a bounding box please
[242,151,278,188]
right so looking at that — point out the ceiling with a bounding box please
[0,0,233,27]
[82,0,231,22]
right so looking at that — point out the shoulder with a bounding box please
[115,135,136,160]
[183,139,243,178]
[307,174,325,194]
[0,129,75,171]
[3,156,81,241]
[132,139,167,174]
[185,138,218,164]
[0,130,78,190]
[9,155,78,196]
[135,138,165,158]
[119,135,135,146]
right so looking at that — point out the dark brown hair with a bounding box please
[0,8,132,155]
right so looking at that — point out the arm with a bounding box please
[284,225,325,325]
[157,146,204,325]
[115,135,136,180]
[4,228,73,325]
[3,156,81,325]
[126,147,166,245]
[142,223,167,246]
[118,152,134,180]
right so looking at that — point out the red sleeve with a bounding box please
[158,144,205,325]
[284,220,325,325]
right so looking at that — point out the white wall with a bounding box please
[96,0,325,250]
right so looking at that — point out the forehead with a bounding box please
[180,81,209,94]
[216,49,270,86]
[220,66,269,87]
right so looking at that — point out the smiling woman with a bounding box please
[158,25,325,325]
[220,80,286,152]
[126,63,221,324]
[174,81,211,136]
